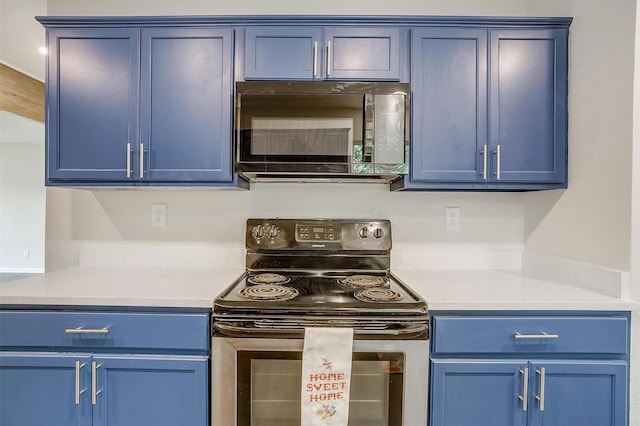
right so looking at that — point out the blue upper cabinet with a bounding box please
[47,28,139,182]
[140,28,234,183]
[243,26,400,81]
[409,28,488,183]
[244,27,322,80]
[489,29,568,184]
[44,25,239,187]
[324,27,400,81]
[396,24,569,190]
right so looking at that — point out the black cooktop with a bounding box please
[213,270,428,316]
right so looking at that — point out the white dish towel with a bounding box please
[301,327,354,425]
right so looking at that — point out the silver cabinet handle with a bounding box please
[139,143,145,179]
[480,144,488,180]
[65,327,109,334]
[126,143,132,178]
[494,144,501,180]
[535,367,546,411]
[92,361,103,405]
[326,41,332,76]
[313,41,318,77]
[75,360,86,405]
[514,332,559,340]
[519,367,529,411]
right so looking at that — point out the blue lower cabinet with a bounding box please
[0,352,209,426]
[92,355,208,426]
[0,352,93,426]
[430,314,630,426]
[431,359,627,426]
[430,359,527,426]
[0,309,210,426]
[529,361,628,426]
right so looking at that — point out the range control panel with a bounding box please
[246,218,391,251]
[296,225,340,242]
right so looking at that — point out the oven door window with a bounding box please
[237,351,403,426]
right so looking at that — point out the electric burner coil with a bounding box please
[354,287,403,303]
[238,284,299,301]
[247,273,291,285]
[338,275,388,288]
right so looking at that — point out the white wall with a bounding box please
[524,0,636,271]
[42,0,539,272]
[0,0,47,274]
[44,186,525,270]
[0,142,46,272]
[42,0,636,275]
[47,0,529,17]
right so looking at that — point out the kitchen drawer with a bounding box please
[0,310,209,351]
[431,315,629,355]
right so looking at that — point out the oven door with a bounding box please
[212,336,428,426]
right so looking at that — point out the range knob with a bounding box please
[267,225,280,239]
[359,226,370,238]
[373,228,385,239]
[252,225,265,240]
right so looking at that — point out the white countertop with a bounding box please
[394,269,639,311]
[0,266,243,309]
[0,266,637,311]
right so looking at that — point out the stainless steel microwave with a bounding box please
[234,81,409,182]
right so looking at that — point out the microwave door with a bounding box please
[236,93,363,174]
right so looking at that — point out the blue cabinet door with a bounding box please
[140,28,234,182]
[489,29,568,183]
[430,359,528,426]
[92,354,208,426]
[0,352,92,426]
[528,361,627,426]
[46,28,139,182]
[244,26,400,81]
[244,27,322,80]
[410,28,488,182]
[324,27,400,81]
[431,359,628,426]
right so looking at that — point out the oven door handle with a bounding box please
[214,321,429,337]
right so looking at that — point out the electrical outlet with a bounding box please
[445,207,460,231]
[151,203,167,227]
[23,250,30,258]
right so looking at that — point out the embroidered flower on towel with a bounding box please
[316,404,337,421]
[322,358,333,371]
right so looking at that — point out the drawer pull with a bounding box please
[514,332,559,340]
[65,327,110,335]
[518,367,528,411]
